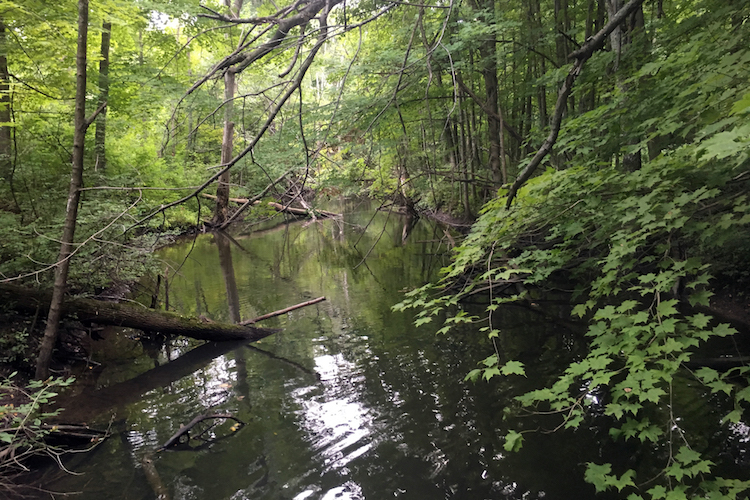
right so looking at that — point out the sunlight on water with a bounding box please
[299,354,377,473]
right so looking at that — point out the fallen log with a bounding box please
[40,423,110,446]
[142,452,171,500]
[267,201,341,219]
[200,194,342,219]
[0,284,278,342]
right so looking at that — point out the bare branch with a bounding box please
[84,100,107,129]
[278,22,308,77]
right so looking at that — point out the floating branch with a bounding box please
[158,414,245,451]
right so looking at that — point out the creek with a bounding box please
[38,200,744,499]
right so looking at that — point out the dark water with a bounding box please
[39,200,746,499]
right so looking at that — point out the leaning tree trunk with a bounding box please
[36,0,90,380]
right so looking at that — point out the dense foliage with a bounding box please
[0,375,76,494]
[395,1,750,498]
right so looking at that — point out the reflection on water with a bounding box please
[40,200,743,499]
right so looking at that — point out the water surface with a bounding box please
[41,201,742,499]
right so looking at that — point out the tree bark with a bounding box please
[95,21,111,173]
[266,201,340,218]
[213,70,236,226]
[2,284,278,343]
[471,0,503,186]
[36,0,90,380]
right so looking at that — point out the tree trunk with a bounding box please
[36,0,90,380]
[477,14,503,186]
[95,21,111,172]
[0,19,11,183]
[2,284,277,343]
[213,69,236,226]
[212,0,244,227]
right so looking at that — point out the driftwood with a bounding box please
[142,452,170,500]
[40,423,109,446]
[240,296,325,325]
[158,414,245,451]
[0,284,278,342]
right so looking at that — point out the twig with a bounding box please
[240,296,325,325]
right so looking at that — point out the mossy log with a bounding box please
[0,284,277,342]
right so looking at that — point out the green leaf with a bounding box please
[503,430,524,452]
[712,323,737,337]
[688,313,711,329]
[482,367,501,381]
[722,409,742,424]
[500,361,526,377]
[482,354,498,367]
[610,469,636,492]
[730,91,750,115]
[688,289,714,307]
[584,462,613,493]
[638,424,662,443]
[646,485,667,499]
[675,446,702,465]
[414,316,433,327]
[572,303,589,318]
[464,369,482,382]
[735,385,750,402]
[605,403,625,420]
[694,366,719,382]
[656,299,679,318]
